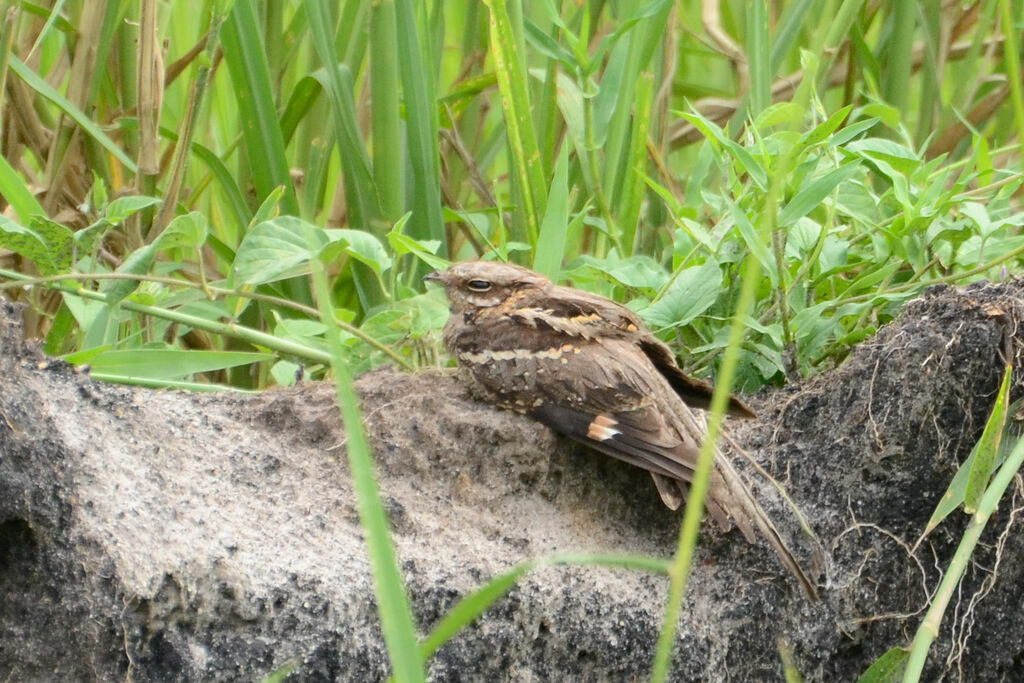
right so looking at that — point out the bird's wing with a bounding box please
[530,400,700,483]
[519,290,755,417]
[638,338,756,418]
[518,337,704,483]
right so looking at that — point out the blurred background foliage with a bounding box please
[0,0,1022,391]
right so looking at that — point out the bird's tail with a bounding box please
[713,455,820,601]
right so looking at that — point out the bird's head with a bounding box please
[425,261,551,314]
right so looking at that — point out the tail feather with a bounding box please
[713,455,820,601]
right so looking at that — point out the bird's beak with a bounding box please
[423,270,447,285]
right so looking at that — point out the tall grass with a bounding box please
[2,1,1023,680]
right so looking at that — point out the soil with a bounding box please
[2,281,1024,681]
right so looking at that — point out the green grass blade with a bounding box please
[532,142,569,278]
[650,241,763,683]
[617,68,653,254]
[999,0,1024,161]
[483,0,546,245]
[306,222,425,683]
[417,562,535,661]
[370,0,404,221]
[918,364,1014,542]
[394,0,446,257]
[769,0,817,73]
[415,551,669,668]
[84,374,258,392]
[880,0,915,114]
[964,363,1012,512]
[778,162,863,227]
[602,0,671,209]
[903,433,1024,682]
[8,55,137,173]
[220,0,299,216]
[306,1,387,311]
[306,1,381,231]
[0,153,47,222]
[75,349,274,380]
[746,0,771,116]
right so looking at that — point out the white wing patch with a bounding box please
[586,414,621,441]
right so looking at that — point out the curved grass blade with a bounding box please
[220,0,298,215]
[483,0,546,244]
[306,225,426,683]
[8,55,136,172]
[394,0,446,256]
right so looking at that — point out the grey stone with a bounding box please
[1,281,1023,681]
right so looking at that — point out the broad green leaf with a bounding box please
[786,218,822,255]
[104,195,162,224]
[388,214,449,271]
[102,243,159,304]
[74,219,116,259]
[394,291,453,336]
[921,370,1017,537]
[270,360,303,388]
[829,117,880,147]
[846,138,921,176]
[84,349,274,380]
[799,105,853,147]
[322,229,392,275]
[753,102,803,129]
[533,143,570,279]
[778,162,863,227]
[746,342,786,381]
[573,254,668,290]
[678,110,768,190]
[160,212,210,251]
[965,364,1012,512]
[725,197,777,285]
[845,262,901,295]
[0,152,46,223]
[273,315,330,345]
[44,302,78,356]
[960,202,992,236]
[29,218,76,273]
[0,216,72,274]
[237,216,390,286]
[60,294,106,335]
[856,647,909,683]
[641,260,723,329]
[250,186,287,229]
[389,232,449,272]
[234,216,324,285]
[793,301,838,368]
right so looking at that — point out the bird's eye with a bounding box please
[466,279,492,292]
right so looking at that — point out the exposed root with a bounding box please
[944,474,1024,682]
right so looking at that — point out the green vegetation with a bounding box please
[1,1,1022,680]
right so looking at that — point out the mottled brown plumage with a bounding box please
[426,260,816,599]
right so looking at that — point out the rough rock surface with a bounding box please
[2,282,1024,681]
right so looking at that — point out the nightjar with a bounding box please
[426,260,815,598]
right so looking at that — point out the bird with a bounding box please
[425,260,817,599]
